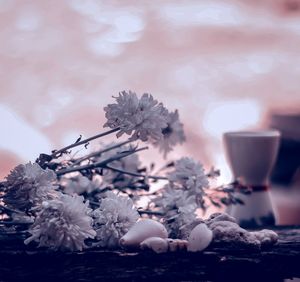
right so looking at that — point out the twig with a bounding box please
[51,127,120,158]
[56,146,149,176]
[0,205,23,214]
[0,221,31,225]
[105,165,168,181]
[89,200,100,207]
[155,162,175,174]
[139,188,164,196]
[138,210,165,216]
[72,139,132,166]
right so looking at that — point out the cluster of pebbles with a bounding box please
[120,213,278,254]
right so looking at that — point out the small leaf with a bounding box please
[234,197,244,205]
[166,161,175,168]
[75,134,82,144]
[150,163,155,170]
[209,198,221,208]
[224,186,235,193]
[137,167,147,173]
[220,197,231,205]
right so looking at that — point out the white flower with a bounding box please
[96,143,142,189]
[61,175,99,195]
[153,110,186,157]
[168,157,209,195]
[104,91,168,142]
[166,204,198,239]
[24,194,96,251]
[92,191,139,248]
[154,185,196,211]
[4,162,57,211]
[154,185,197,238]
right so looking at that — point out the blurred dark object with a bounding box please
[270,113,300,186]
[282,0,300,12]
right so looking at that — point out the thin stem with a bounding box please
[138,210,165,216]
[56,146,149,176]
[89,200,100,206]
[72,139,132,166]
[155,162,175,174]
[0,221,31,225]
[0,205,23,214]
[139,188,164,196]
[105,165,168,180]
[51,127,120,158]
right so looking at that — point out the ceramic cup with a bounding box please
[223,130,281,227]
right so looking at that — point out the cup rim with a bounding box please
[223,130,281,138]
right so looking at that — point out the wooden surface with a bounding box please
[0,226,299,282]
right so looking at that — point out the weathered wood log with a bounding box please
[0,226,299,281]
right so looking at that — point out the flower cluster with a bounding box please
[92,191,139,248]
[25,194,96,251]
[168,157,209,195]
[153,185,198,238]
[0,91,234,253]
[153,110,185,157]
[61,175,100,195]
[104,91,185,157]
[3,162,57,212]
[104,91,168,142]
[154,185,196,210]
[151,157,214,237]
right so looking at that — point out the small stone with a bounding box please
[250,229,278,247]
[205,213,237,226]
[206,213,278,250]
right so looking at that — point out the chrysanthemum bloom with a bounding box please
[96,144,142,189]
[104,91,168,142]
[154,185,196,210]
[3,162,57,212]
[168,157,209,195]
[153,110,186,158]
[165,204,198,239]
[25,194,96,251]
[61,175,100,195]
[154,185,197,238]
[93,191,139,248]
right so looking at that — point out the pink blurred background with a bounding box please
[1,0,300,185]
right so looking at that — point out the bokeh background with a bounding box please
[1,0,300,185]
